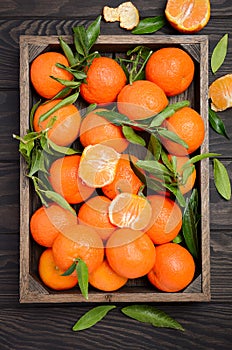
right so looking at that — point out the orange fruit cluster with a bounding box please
[29,45,204,295]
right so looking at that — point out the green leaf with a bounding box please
[50,76,81,88]
[182,189,200,259]
[121,305,184,331]
[73,25,89,57]
[96,110,132,126]
[209,106,230,139]
[122,126,146,146]
[61,262,76,276]
[211,34,228,74]
[42,190,76,214]
[39,91,79,122]
[146,134,161,161]
[72,305,116,331]
[30,100,41,131]
[157,129,189,149]
[150,100,190,128]
[76,258,89,300]
[28,148,43,176]
[47,139,81,155]
[172,233,183,244]
[184,152,220,167]
[181,165,195,185]
[59,37,76,66]
[164,184,186,207]
[86,15,101,50]
[136,159,172,178]
[213,158,231,200]
[132,16,166,35]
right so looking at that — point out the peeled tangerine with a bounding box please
[103,1,139,30]
[209,74,232,112]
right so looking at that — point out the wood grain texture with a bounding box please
[0,304,231,350]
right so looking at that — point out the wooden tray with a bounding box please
[19,34,210,303]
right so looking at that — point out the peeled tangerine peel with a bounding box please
[103,1,140,30]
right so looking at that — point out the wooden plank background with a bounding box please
[0,1,231,349]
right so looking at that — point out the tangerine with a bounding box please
[165,0,211,33]
[109,192,152,231]
[88,259,128,292]
[30,203,77,247]
[145,195,182,245]
[145,47,195,96]
[33,99,81,146]
[52,224,104,274]
[78,144,120,188]
[102,155,143,199]
[78,195,116,241]
[80,56,127,104]
[49,155,95,204]
[106,228,156,279]
[38,248,78,290]
[30,52,73,99]
[148,243,195,292]
[209,74,232,112]
[79,108,128,153]
[117,80,168,120]
[161,106,205,155]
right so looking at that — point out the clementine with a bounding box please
[209,74,232,112]
[30,52,73,99]
[165,0,211,33]
[88,259,128,292]
[52,224,104,274]
[106,228,156,279]
[145,195,182,245]
[161,106,205,155]
[77,195,116,241]
[30,203,77,247]
[38,248,78,290]
[117,80,168,120]
[145,47,195,96]
[79,108,128,153]
[33,99,81,146]
[80,56,127,104]
[148,243,195,292]
[49,155,95,204]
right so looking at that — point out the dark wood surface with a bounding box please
[0,0,231,349]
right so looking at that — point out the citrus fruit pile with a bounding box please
[28,43,205,296]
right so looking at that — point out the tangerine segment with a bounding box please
[117,80,168,120]
[88,259,128,292]
[109,193,152,231]
[148,243,195,292]
[79,108,128,153]
[209,74,232,112]
[80,56,127,104]
[145,195,182,245]
[165,0,210,33]
[102,155,143,199]
[49,155,94,204]
[78,196,116,241]
[38,249,78,291]
[30,203,77,247]
[106,228,156,279]
[145,47,195,97]
[78,144,120,188]
[52,224,104,274]
[30,52,73,99]
[33,99,81,146]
